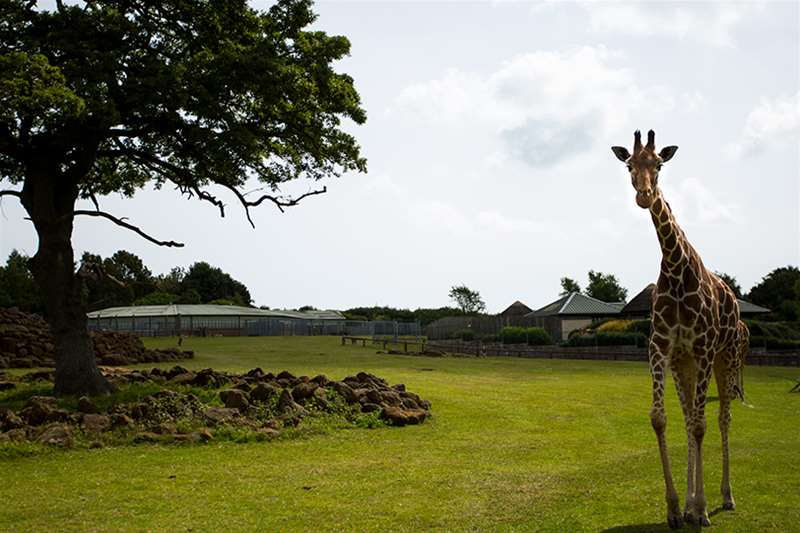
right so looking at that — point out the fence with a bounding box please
[88,317,421,338]
[426,340,800,367]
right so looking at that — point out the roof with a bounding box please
[526,293,623,318]
[499,300,533,316]
[87,304,345,321]
[737,300,770,314]
[621,283,656,316]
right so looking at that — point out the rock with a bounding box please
[277,389,308,416]
[276,370,296,381]
[311,387,329,409]
[89,441,103,449]
[170,372,196,385]
[0,407,24,431]
[219,389,250,410]
[311,374,330,386]
[257,427,280,439]
[232,381,252,393]
[133,431,162,443]
[392,383,406,392]
[291,382,318,402]
[3,428,27,442]
[0,381,15,391]
[174,428,213,443]
[82,414,111,433]
[45,408,71,423]
[20,396,57,426]
[37,424,73,447]
[110,413,135,429]
[380,406,428,426]
[361,403,381,413]
[330,381,358,403]
[154,422,178,435]
[77,396,99,414]
[203,407,238,426]
[250,382,279,403]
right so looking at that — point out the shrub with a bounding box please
[596,320,634,333]
[500,327,552,346]
[567,332,647,347]
[449,329,475,341]
[749,336,800,350]
[744,320,800,340]
[626,319,652,337]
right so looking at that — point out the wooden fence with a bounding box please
[425,340,800,367]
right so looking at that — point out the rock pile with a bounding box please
[0,366,432,447]
[0,307,193,368]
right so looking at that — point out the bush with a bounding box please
[500,327,552,346]
[449,329,475,341]
[744,320,800,340]
[749,336,800,350]
[567,332,647,347]
[627,319,652,337]
[596,320,634,333]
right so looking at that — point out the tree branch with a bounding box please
[0,190,22,201]
[225,185,328,227]
[73,210,184,247]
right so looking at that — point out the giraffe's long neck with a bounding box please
[648,189,696,278]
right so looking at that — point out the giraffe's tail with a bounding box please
[734,321,749,403]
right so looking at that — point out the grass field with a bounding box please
[2,336,799,532]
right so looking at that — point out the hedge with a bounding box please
[500,327,553,346]
[567,331,647,347]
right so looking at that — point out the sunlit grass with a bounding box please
[1,336,798,532]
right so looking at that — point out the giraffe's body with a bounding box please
[612,131,748,529]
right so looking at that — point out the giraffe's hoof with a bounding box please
[722,500,736,511]
[684,511,696,525]
[667,511,684,529]
[699,512,711,527]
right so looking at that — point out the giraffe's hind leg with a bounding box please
[714,356,736,511]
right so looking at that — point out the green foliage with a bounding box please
[208,298,236,306]
[744,320,800,341]
[500,327,553,346]
[342,306,463,326]
[559,277,581,296]
[183,262,252,306]
[134,291,178,306]
[596,320,634,333]
[747,266,800,321]
[567,332,646,347]
[585,270,628,302]
[448,285,486,314]
[0,250,43,313]
[626,319,652,337]
[451,329,475,341]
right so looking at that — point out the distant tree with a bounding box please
[182,262,252,306]
[559,277,582,296]
[298,305,318,312]
[0,0,365,395]
[747,266,800,321]
[0,250,43,313]
[585,271,628,302]
[80,250,156,310]
[155,267,186,295]
[208,298,236,306]
[133,291,177,306]
[714,271,743,299]
[449,285,486,314]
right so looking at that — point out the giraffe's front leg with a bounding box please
[685,359,714,527]
[671,363,697,518]
[649,344,683,529]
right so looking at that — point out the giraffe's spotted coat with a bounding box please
[612,130,748,529]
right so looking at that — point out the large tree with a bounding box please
[0,0,366,395]
[585,270,628,303]
[559,277,581,296]
[714,271,743,299]
[747,266,800,321]
[0,250,43,313]
[182,261,252,306]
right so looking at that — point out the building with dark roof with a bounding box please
[526,292,623,342]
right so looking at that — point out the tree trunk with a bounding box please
[21,168,114,396]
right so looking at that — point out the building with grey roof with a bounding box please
[87,304,345,336]
[526,292,624,342]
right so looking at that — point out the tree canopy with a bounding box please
[0,0,366,395]
[559,277,581,296]
[0,250,42,313]
[585,270,628,303]
[448,285,487,315]
[747,266,800,321]
[714,271,743,299]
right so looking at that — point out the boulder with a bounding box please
[219,389,250,410]
[77,396,99,414]
[20,396,58,426]
[203,407,238,426]
[0,406,24,431]
[291,382,318,402]
[37,424,73,447]
[250,382,279,403]
[82,414,111,433]
[329,381,358,403]
[110,413,135,429]
[0,381,15,391]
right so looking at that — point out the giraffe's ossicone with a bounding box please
[612,130,749,529]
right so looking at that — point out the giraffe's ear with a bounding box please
[659,146,678,162]
[611,146,630,162]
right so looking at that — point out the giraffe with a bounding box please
[611,130,749,529]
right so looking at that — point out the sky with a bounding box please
[1,1,799,312]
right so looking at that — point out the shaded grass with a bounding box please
[1,336,798,532]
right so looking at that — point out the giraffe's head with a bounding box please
[611,130,678,209]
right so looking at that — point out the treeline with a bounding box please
[0,250,252,313]
[342,306,468,326]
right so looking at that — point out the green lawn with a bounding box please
[2,336,798,532]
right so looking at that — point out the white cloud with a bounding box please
[661,178,738,226]
[583,1,764,47]
[391,46,698,167]
[726,92,800,157]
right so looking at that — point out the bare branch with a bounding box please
[0,190,22,201]
[73,210,184,247]
[224,185,328,227]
